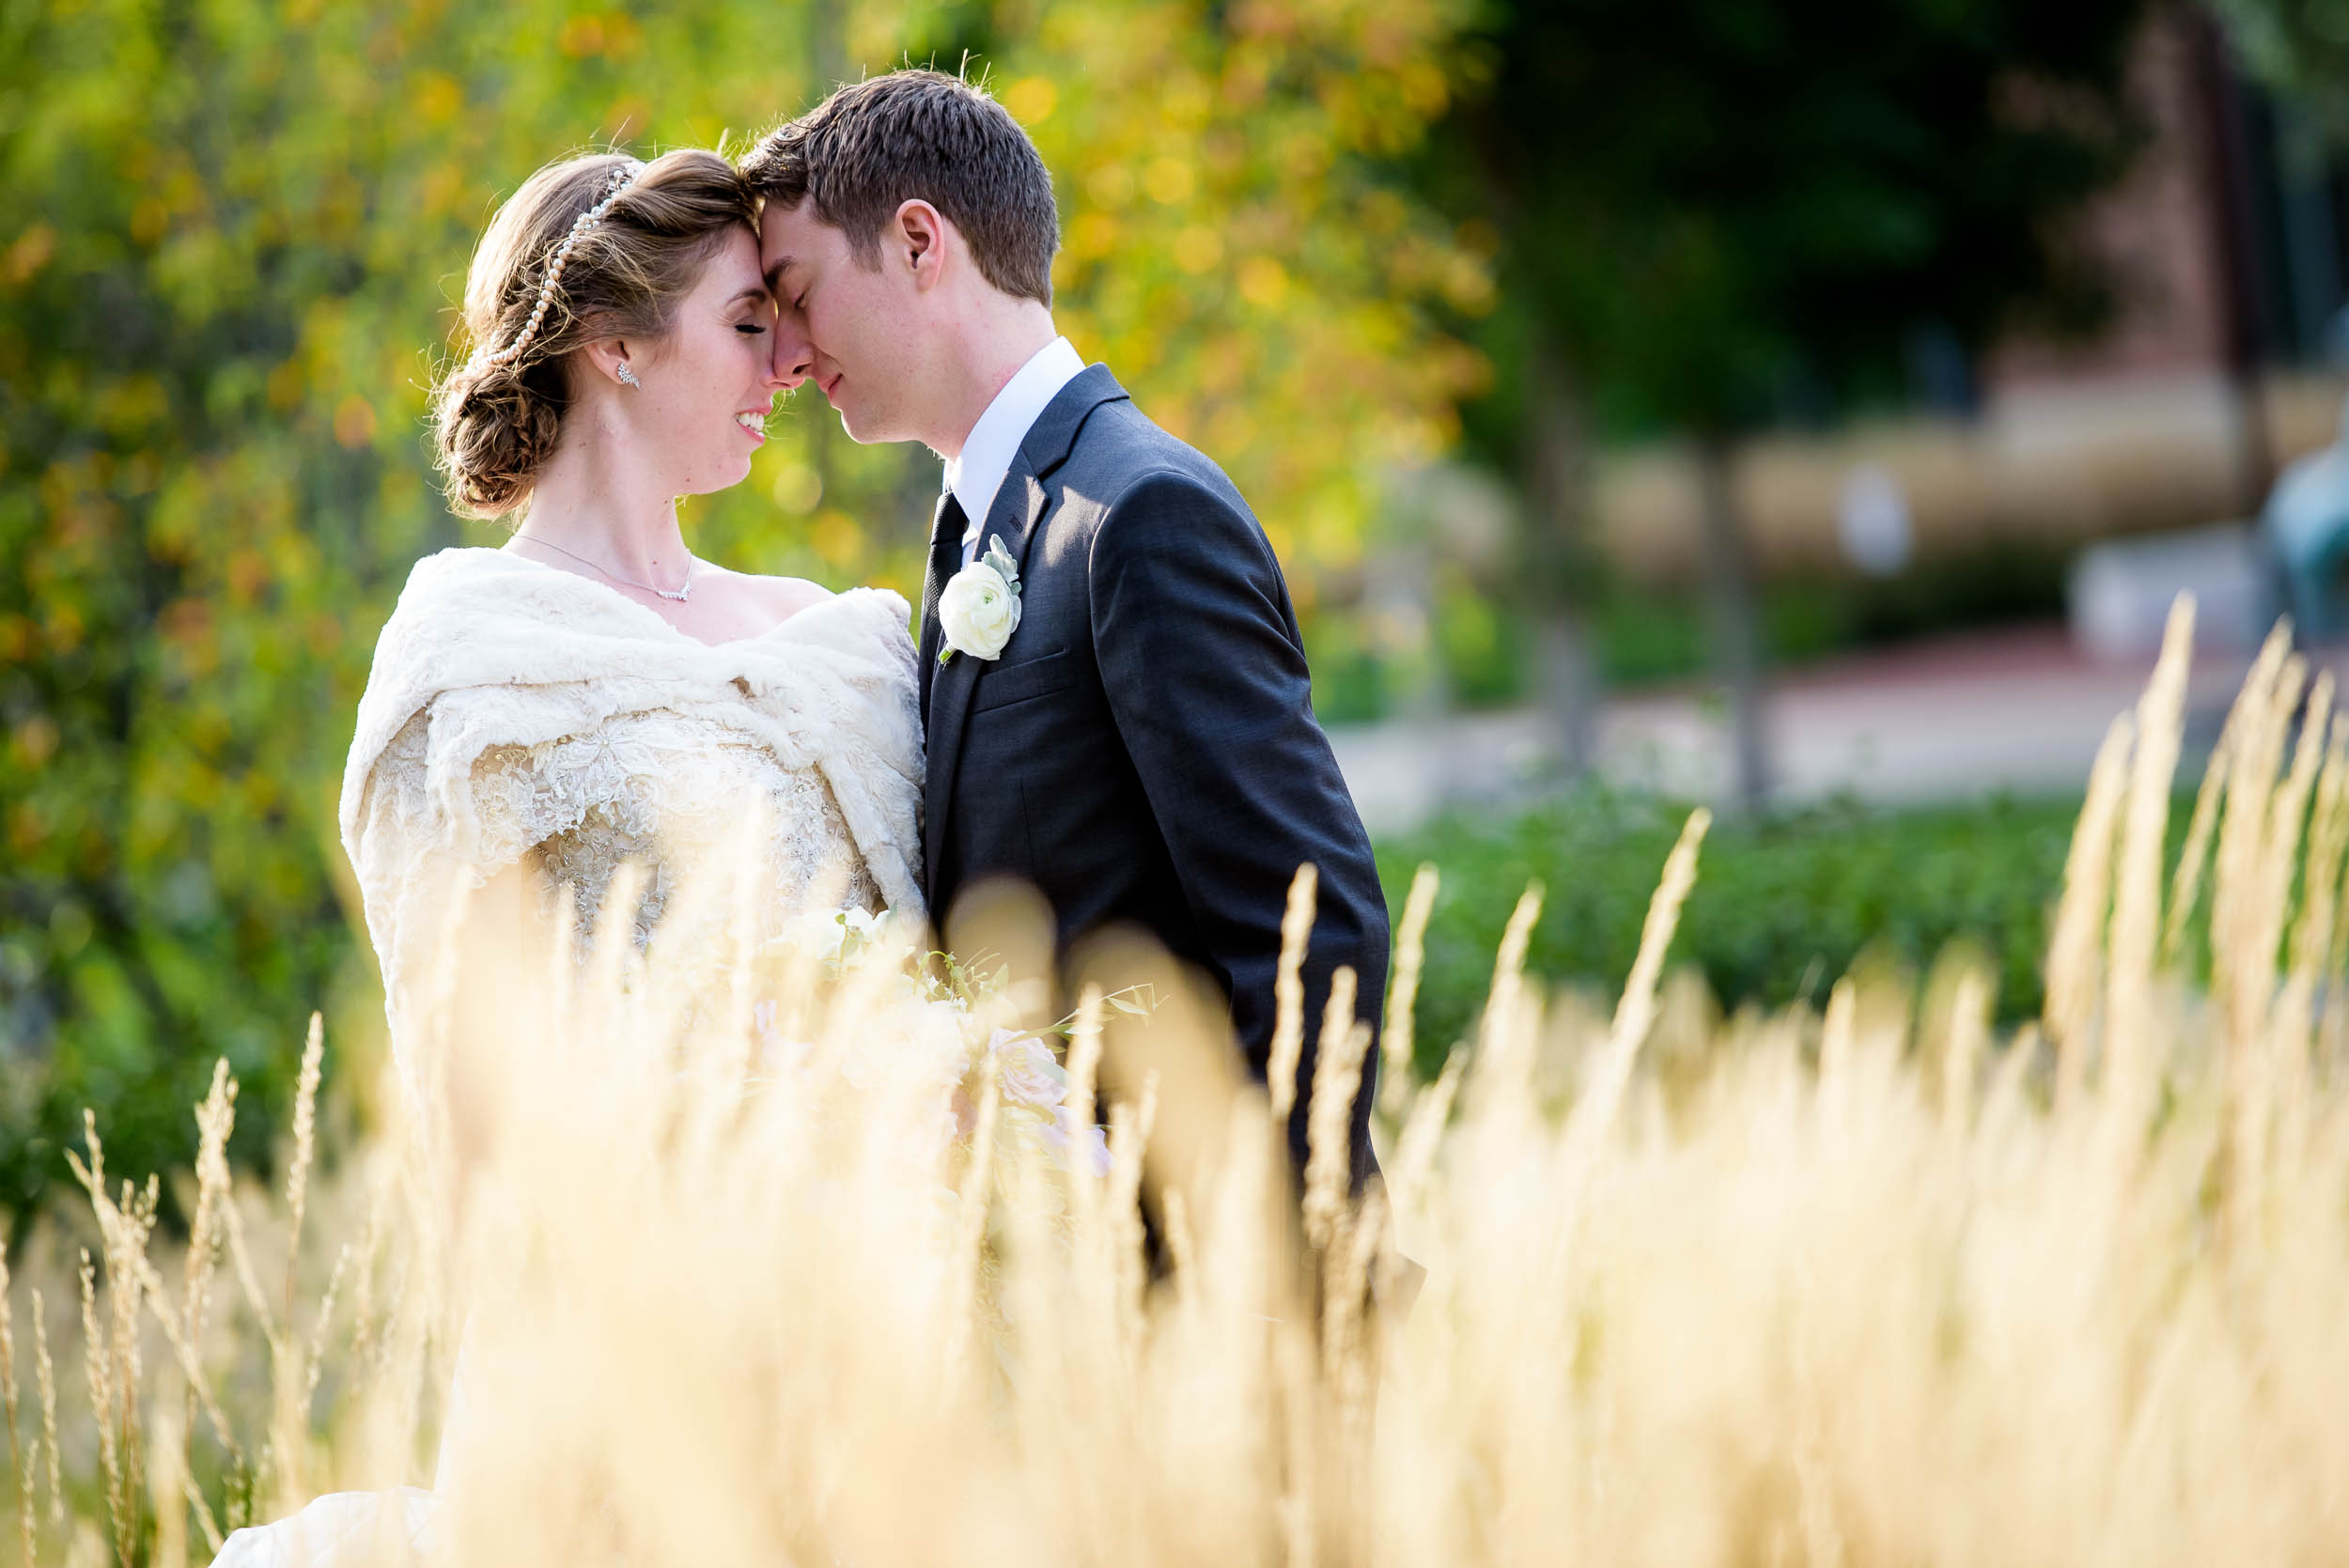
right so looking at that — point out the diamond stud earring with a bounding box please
[616,364,640,388]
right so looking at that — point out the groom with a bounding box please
[741,70,1389,1194]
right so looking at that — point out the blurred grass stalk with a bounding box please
[2,597,2348,1563]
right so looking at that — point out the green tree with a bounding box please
[2214,0,2349,127]
[1430,0,2148,811]
[0,0,1478,1216]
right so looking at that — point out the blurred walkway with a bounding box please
[1331,624,2349,835]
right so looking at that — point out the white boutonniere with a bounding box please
[937,534,1022,665]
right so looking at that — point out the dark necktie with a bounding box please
[920,489,968,716]
[922,489,968,634]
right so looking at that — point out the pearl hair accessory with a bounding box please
[470,159,645,371]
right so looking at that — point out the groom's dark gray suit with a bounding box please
[917,365,1388,1192]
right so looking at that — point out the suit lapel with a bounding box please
[922,365,1131,899]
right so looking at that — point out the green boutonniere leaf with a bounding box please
[982,535,1021,590]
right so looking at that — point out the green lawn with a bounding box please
[1373,788,2089,1077]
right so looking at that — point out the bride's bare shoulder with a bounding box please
[711,566,834,625]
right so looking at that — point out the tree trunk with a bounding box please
[1694,435,1769,815]
[1521,343,1599,776]
[2184,1,2275,518]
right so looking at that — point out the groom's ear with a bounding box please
[893,199,949,292]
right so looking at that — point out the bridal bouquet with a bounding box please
[750,906,1112,1182]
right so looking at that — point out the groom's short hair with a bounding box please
[739,70,1059,306]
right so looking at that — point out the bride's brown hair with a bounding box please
[430,148,758,521]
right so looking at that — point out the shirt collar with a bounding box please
[944,335,1086,551]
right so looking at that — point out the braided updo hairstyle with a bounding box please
[430,149,759,521]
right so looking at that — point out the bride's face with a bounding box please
[618,227,794,495]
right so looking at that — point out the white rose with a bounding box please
[939,561,1021,660]
[984,1028,1068,1109]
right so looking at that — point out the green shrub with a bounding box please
[1375,787,2088,1076]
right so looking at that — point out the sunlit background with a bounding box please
[8,0,2349,1212]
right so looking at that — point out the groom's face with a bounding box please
[760,200,925,446]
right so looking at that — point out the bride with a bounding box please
[349,147,923,1064]
[211,147,928,1566]
[351,142,931,1132]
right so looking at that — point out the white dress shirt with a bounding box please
[944,335,1086,566]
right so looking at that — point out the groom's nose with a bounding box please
[770,312,816,388]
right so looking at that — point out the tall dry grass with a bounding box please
[6,596,2349,1567]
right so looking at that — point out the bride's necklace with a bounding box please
[515,532,695,602]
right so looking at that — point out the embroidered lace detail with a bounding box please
[368,708,882,962]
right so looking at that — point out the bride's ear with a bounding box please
[894,199,947,291]
[579,334,638,390]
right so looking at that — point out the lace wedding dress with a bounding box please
[209,547,925,1567]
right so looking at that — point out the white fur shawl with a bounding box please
[339,548,926,986]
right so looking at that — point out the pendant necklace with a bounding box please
[516,533,694,602]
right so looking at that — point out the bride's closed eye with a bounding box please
[736,298,779,336]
